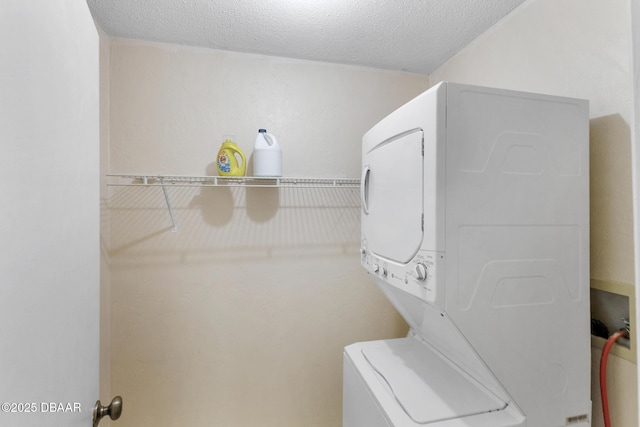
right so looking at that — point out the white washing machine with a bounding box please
[344,82,591,427]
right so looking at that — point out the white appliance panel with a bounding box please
[361,338,507,424]
[344,339,526,427]
[443,84,591,427]
[362,129,424,264]
[361,84,446,308]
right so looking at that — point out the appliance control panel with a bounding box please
[360,240,443,304]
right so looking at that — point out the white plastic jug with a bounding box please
[253,129,282,177]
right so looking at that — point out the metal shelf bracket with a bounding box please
[159,176,178,232]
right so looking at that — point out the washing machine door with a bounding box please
[362,129,423,264]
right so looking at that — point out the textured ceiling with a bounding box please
[87,0,528,74]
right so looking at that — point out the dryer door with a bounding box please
[362,129,423,264]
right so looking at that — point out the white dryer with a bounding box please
[344,82,591,427]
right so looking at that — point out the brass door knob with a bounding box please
[93,396,123,427]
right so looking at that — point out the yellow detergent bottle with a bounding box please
[216,139,246,176]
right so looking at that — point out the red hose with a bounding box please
[599,330,626,427]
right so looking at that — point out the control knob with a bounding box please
[414,263,428,281]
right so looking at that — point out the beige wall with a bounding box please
[106,39,427,427]
[431,0,637,426]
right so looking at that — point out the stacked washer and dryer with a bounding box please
[344,82,591,427]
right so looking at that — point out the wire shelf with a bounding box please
[107,174,360,189]
[106,174,361,232]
